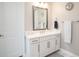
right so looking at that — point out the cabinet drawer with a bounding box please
[52,35,60,39]
[47,35,57,40]
[40,36,49,42]
[40,37,46,42]
[40,35,60,42]
[30,38,40,44]
[55,34,60,38]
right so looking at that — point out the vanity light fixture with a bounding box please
[32,2,48,8]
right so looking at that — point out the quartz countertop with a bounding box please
[25,29,61,39]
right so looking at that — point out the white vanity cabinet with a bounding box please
[26,31,60,57]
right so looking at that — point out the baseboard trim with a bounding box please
[57,49,78,57]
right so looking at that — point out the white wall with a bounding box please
[52,2,79,56]
[24,2,33,31]
[48,3,53,29]
[0,2,25,57]
[52,2,79,21]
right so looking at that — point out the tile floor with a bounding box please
[46,51,63,57]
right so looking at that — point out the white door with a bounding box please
[0,3,25,57]
[30,43,40,57]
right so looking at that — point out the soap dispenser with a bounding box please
[54,21,58,29]
[53,17,59,29]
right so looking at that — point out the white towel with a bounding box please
[63,21,72,43]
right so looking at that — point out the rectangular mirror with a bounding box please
[33,6,48,30]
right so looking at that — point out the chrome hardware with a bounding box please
[32,40,38,42]
[38,44,40,52]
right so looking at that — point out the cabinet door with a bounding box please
[31,44,40,57]
[40,41,49,57]
[30,43,40,57]
[55,35,60,50]
[55,39,60,50]
[48,39,55,53]
[40,37,56,57]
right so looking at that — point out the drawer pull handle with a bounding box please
[32,40,38,42]
[38,44,40,52]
